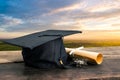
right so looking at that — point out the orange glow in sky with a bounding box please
[0,0,120,38]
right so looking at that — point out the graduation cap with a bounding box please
[4,30,82,68]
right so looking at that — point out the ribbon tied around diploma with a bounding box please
[65,46,103,67]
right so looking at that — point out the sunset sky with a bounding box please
[0,0,120,38]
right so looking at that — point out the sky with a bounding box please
[0,0,120,38]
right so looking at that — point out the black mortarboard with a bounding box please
[3,30,81,68]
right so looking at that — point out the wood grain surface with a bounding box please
[0,47,120,80]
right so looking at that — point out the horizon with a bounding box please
[65,30,120,40]
[0,0,120,39]
[1,30,120,41]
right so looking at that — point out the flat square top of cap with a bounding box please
[4,30,81,49]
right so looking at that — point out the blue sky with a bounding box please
[0,0,120,38]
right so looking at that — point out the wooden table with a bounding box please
[0,47,120,80]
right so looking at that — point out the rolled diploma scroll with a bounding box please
[65,48,103,65]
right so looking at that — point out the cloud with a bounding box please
[87,0,120,12]
[43,1,86,16]
[53,21,75,26]
[0,14,24,31]
[46,3,82,15]
[42,0,120,31]
[64,8,120,21]
[79,17,120,30]
[4,22,53,32]
[1,0,120,34]
[0,32,29,39]
[112,24,120,27]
